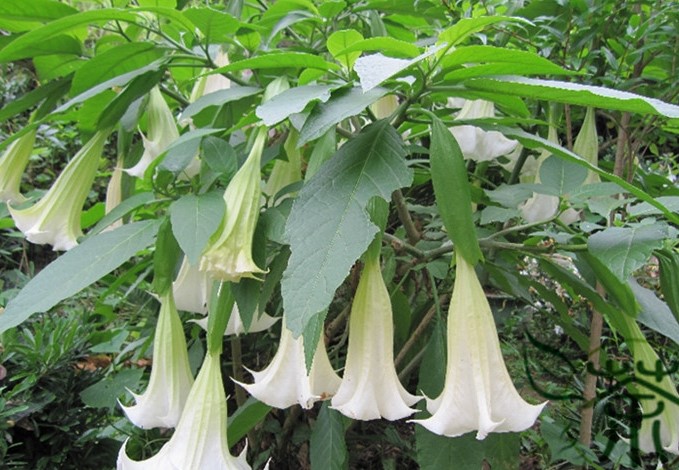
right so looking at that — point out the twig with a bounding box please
[394,296,448,367]
[392,189,420,245]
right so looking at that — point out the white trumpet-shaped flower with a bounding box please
[118,351,251,470]
[520,125,560,224]
[237,318,341,409]
[449,99,518,161]
[9,130,109,251]
[413,254,546,439]
[625,322,679,455]
[120,290,193,429]
[200,128,267,282]
[173,256,211,314]
[125,87,179,178]
[331,255,421,420]
[192,305,279,337]
[0,128,36,203]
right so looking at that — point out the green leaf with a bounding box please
[327,29,364,69]
[88,192,156,236]
[628,196,679,217]
[0,0,77,23]
[33,54,85,81]
[227,398,271,448]
[437,16,529,47]
[71,42,166,97]
[539,155,588,195]
[629,278,679,345]
[333,36,421,59]
[445,62,575,82]
[152,217,181,295]
[430,117,483,265]
[97,69,163,130]
[54,59,168,115]
[354,45,442,92]
[170,192,225,266]
[158,128,223,175]
[0,8,139,63]
[576,252,638,319]
[588,224,670,282]
[310,402,348,470]
[0,220,160,334]
[80,368,144,411]
[298,86,387,145]
[212,52,339,74]
[441,45,571,73]
[282,120,412,336]
[183,7,239,43]
[256,84,335,126]
[657,249,679,321]
[465,77,679,118]
[416,429,520,469]
[179,86,261,122]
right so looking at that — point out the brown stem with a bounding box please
[578,290,604,448]
[231,337,246,407]
[392,189,421,245]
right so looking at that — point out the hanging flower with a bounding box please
[9,130,109,251]
[449,99,518,162]
[331,255,421,421]
[0,128,37,204]
[192,304,279,337]
[236,318,341,409]
[125,87,179,178]
[573,107,600,185]
[200,128,267,282]
[413,254,545,439]
[173,256,211,315]
[626,323,679,455]
[120,290,193,429]
[118,350,251,470]
[519,125,561,224]
[369,94,399,120]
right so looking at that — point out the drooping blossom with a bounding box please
[125,87,179,178]
[331,253,421,420]
[120,290,193,429]
[192,305,279,337]
[9,130,109,251]
[449,99,518,161]
[0,128,36,203]
[413,254,545,439]
[173,256,211,315]
[200,128,267,282]
[118,350,251,470]
[236,318,341,409]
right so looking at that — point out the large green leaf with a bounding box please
[437,16,529,47]
[310,402,347,470]
[179,86,261,122]
[80,368,144,411]
[0,0,77,23]
[0,75,71,124]
[212,52,339,74]
[430,117,483,265]
[255,84,335,126]
[227,398,271,448]
[298,86,387,145]
[70,42,166,97]
[326,29,363,70]
[416,429,521,470]
[0,220,160,334]
[657,249,679,321]
[539,155,588,195]
[465,77,679,118]
[588,224,671,282]
[354,45,442,92]
[169,192,225,266]
[629,278,679,345]
[182,7,239,43]
[0,9,139,63]
[282,120,412,336]
[333,36,421,59]
[97,69,163,130]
